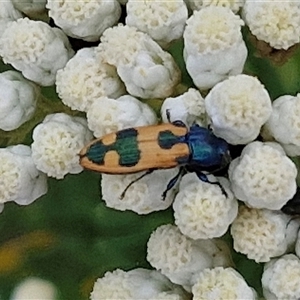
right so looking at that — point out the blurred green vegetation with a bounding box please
[0,29,300,299]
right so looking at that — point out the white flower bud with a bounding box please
[231,206,294,262]
[183,7,247,90]
[185,0,244,13]
[262,254,300,300]
[87,95,157,138]
[192,267,257,300]
[0,18,74,86]
[101,168,178,214]
[31,113,93,179]
[126,0,188,48]
[10,277,57,300]
[173,173,238,239]
[46,0,121,42]
[161,88,207,127]
[0,144,47,207]
[229,141,297,210]
[97,25,181,99]
[0,70,39,131]
[205,74,272,144]
[264,93,300,156]
[243,0,300,50]
[56,48,125,112]
[91,268,189,300]
[147,224,234,291]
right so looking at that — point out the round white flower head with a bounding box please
[185,0,244,13]
[192,267,257,300]
[87,95,157,138]
[264,93,300,156]
[11,0,47,20]
[161,88,207,127]
[97,24,181,99]
[0,18,74,86]
[183,6,247,90]
[262,254,300,300]
[229,141,297,210]
[147,224,233,291]
[126,0,188,48]
[101,168,178,214]
[46,0,121,42]
[31,113,93,179]
[205,74,272,144]
[242,0,300,50]
[231,206,294,263]
[0,70,39,131]
[10,277,57,300]
[91,268,189,300]
[173,173,238,239]
[56,48,125,112]
[0,144,47,207]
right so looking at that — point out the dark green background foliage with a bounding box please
[1,29,300,299]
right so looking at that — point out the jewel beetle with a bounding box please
[79,119,231,199]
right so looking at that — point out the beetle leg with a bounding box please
[196,172,227,197]
[166,109,172,123]
[119,169,154,200]
[161,167,185,201]
[166,109,186,128]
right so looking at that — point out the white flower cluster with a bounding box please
[2,2,300,299]
[146,224,233,291]
[184,7,247,90]
[10,277,57,300]
[205,74,272,144]
[192,267,257,299]
[186,0,244,13]
[231,206,299,263]
[91,268,189,300]
[262,254,300,300]
[243,0,300,50]
[264,93,300,156]
[31,113,93,179]
[56,48,126,112]
[46,0,121,42]
[0,18,74,86]
[0,144,48,212]
[173,173,238,239]
[161,88,207,127]
[86,95,157,138]
[126,0,188,48]
[101,169,178,214]
[0,70,39,131]
[97,24,181,99]
[229,141,297,210]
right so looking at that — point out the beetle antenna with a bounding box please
[120,169,154,200]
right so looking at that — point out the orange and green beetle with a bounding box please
[79,120,231,199]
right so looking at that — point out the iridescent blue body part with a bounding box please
[159,121,231,199]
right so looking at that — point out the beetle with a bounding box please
[281,187,300,215]
[79,118,231,200]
